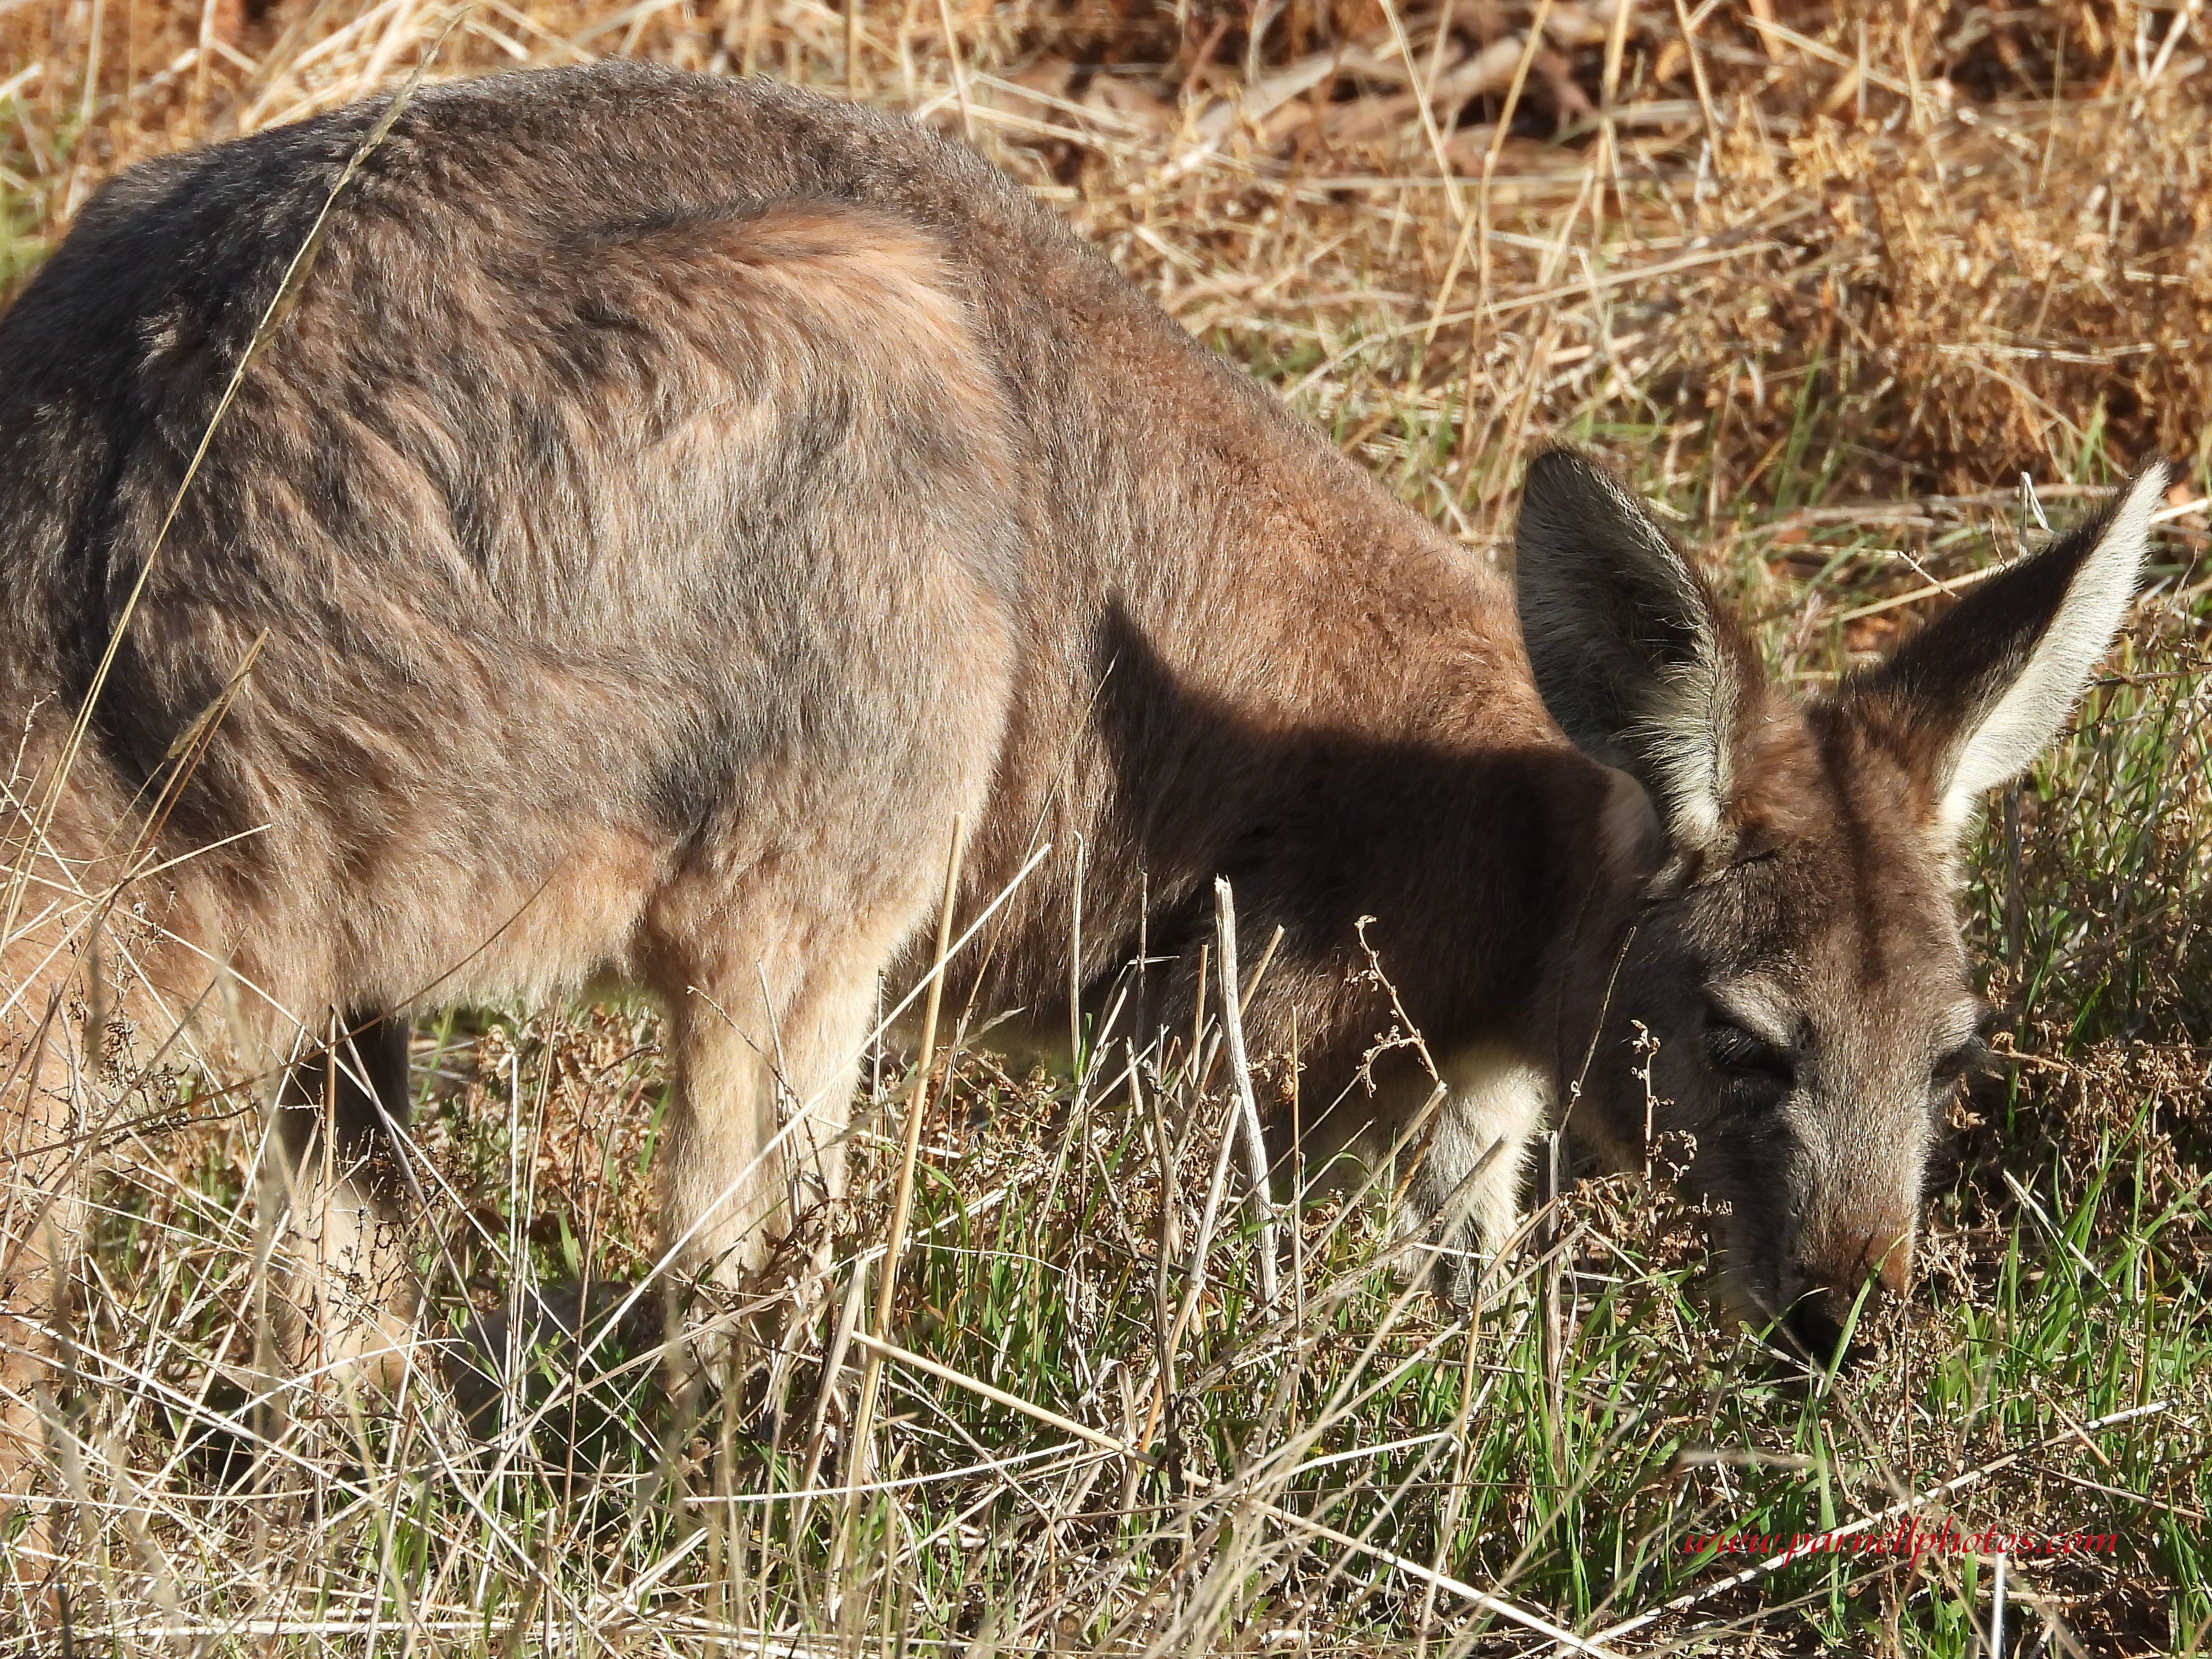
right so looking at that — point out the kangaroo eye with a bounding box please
[1933,1036,1989,1086]
[1703,1016,1794,1089]
[1934,1006,1999,1087]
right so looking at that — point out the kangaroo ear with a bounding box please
[1514,447,1761,853]
[1841,463,2163,844]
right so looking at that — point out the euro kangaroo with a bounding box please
[0,62,2159,1491]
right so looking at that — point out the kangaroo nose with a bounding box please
[1780,1235,1909,1367]
[1782,1297,1850,1365]
[1780,1212,1914,1361]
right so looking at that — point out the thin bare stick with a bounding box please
[1213,877,1279,1305]
[1598,0,1636,216]
[1671,0,1724,159]
[1068,833,1085,1090]
[1377,0,1463,222]
[1264,1502,1627,1656]
[848,1331,1139,1459]
[791,1255,871,1537]
[933,0,973,143]
[1164,1046,1242,1362]
[847,815,967,1475]
[1470,0,1552,389]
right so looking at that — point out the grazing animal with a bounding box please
[0,62,2159,1491]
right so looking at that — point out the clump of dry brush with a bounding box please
[9,1,2211,504]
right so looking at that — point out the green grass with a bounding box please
[51,1018,2205,1653]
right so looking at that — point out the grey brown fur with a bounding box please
[0,64,2159,1489]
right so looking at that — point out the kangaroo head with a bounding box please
[1515,449,2162,1361]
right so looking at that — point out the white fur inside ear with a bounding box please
[1641,627,1736,849]
[1935,464,2164,839]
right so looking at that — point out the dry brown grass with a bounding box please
[9,1,2212,512]
[4,2,2211,1655]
